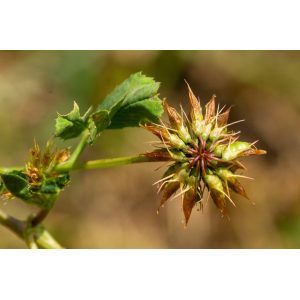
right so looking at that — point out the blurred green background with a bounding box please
[0,50,299,249]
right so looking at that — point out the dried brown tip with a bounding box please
[223,208,230,221]
[204,94,216,122]
[228,180,253,203]
[141,150,171,162]
[163,98,182,129]
[0,191,13,199]
[183,189,197,228]
[226,161,247,173]
[140,122,166,141]
[217,105,234,127]
[211,189,227,216]
[157,181,180,212]
[240,149,267,157]
[185,80,201,109]
[55,147,71,164]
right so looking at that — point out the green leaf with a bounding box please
[97,72,163,129]
[0,172,33,200]
[87,95,126,146]
[55,102,92,140]
[54,73,162,145]
[0,172,70,210]
[32,174,70,210]
[87,110,111,146]
[108,96,162,128]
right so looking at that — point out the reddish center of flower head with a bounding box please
[186,135,223,176]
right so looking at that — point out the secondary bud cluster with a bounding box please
[141,82,266,228]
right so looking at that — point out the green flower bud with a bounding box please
[201,123,212,140]
[222,142,250,161]
[212,145,225,157]
[168,133,186,149]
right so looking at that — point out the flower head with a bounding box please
[141,82,266,227]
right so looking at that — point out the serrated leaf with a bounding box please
[55,102,92,140]
[32,174,70,210]
[87,110,111,146]
[87,95,126,146]
[0,172,70,210]
[108,96,162,129]
[97,72,163,129]
[0,172,32,200]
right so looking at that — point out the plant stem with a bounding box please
[54,155,156,172]
[0,166,24,173]
[0,209,63,249]
[0,155,158,174]
[0,209,24,239]
[31,209,50,227]
[67,130,89,165]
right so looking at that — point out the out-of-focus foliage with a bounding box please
[0,50,300,248]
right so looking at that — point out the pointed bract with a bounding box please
[204,95,216,122]
[158,181,180,212]
[217,106,233,128]
[185,81,202,124]
[239,149,267,157]
[163,99,191,143]
[183,187,197,228]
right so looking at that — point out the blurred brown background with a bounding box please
[0,50,299,249]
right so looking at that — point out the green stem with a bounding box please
[0,166,24,173]
[0,209,63,249]
[0,156,157,174]
[54,155,156,172]
[67,130,89,165]
[0,209,24,239]
[0,156,157,173]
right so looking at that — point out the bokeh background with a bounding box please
[0,50,299,249]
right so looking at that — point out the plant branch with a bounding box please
[0,166,24,173]
[0,209,63,249]
[0,155,158,174]
[53,155,157,172]
[31,209,50,227]
[67,130,89,165]
[0,209,24,239]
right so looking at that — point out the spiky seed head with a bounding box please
[140,82,266,227]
